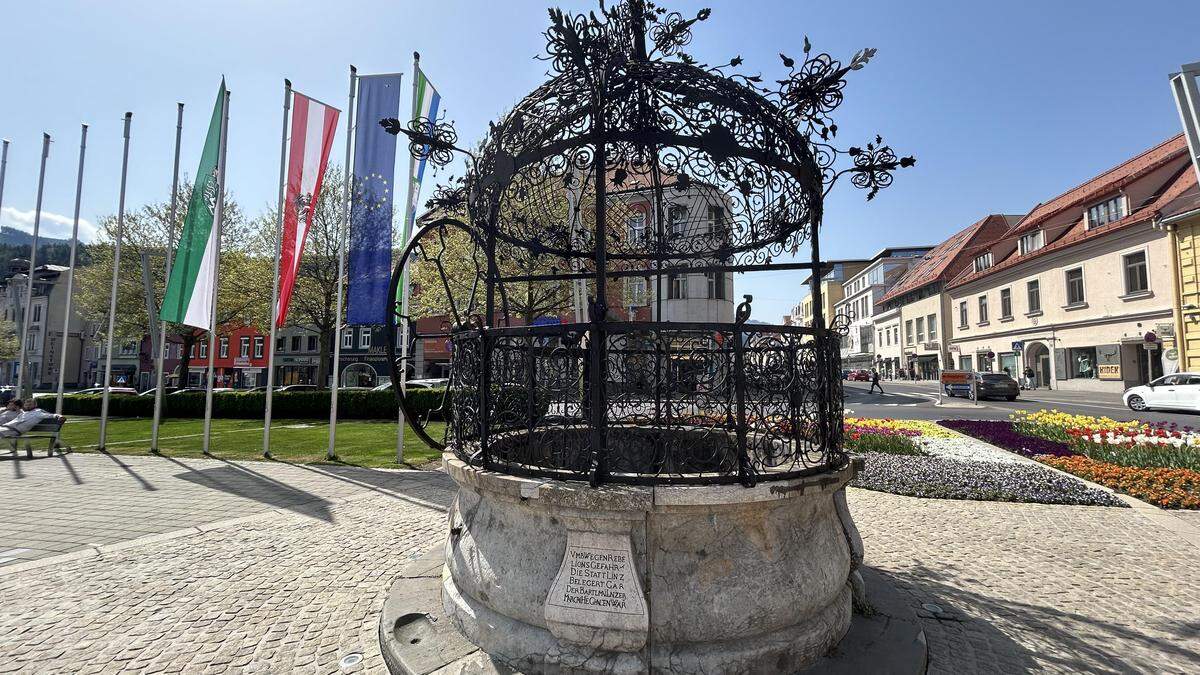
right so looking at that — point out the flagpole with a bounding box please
[263,80,292,459]
[202,88,231,456]
[150,103,185,453]
[395,52,424,464]
[328,65,356,461]
[0,139,9,231]
[98,114,133,451]
[54,124,88,415]
[16,134,51,397]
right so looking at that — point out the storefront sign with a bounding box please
[1098,364,1122,380]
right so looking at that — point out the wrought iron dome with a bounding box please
[381,0,914,487]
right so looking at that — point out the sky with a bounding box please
[1,0,1198,322]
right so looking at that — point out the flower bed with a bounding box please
[1012,410,1200,471]
[851,452,1126,507]
[936,419,1074,457]
[843,417,939,455]
[1039,456,1200,510]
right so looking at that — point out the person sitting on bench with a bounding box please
[0,399,21,426]
[0,399,63,438]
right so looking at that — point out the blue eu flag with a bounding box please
[348,74,403,325]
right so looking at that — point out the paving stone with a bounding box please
[1,453,1198,672]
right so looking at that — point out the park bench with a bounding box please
[6,417,66,458]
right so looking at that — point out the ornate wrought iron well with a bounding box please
[381,1,913,671]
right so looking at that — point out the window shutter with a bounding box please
[1054,348,1068,381]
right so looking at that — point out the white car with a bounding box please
[1123,373,1200,412]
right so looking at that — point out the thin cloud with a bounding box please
[0,206,97,242]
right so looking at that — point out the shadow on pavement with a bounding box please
[164,456,336,522]
[874,565,1200,673]
[269,459,453,514]
[97,450,157,491]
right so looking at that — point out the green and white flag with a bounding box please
[161,80,225,329]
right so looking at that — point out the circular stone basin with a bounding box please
[440,448,857,673]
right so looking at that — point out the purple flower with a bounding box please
[937,420,1075,458]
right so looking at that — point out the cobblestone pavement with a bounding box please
[0,453,1198,673]
[0,452,448,567]
[857,490,1200,674]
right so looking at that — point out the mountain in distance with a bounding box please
[0,226,71,247]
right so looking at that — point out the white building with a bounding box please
[834,246,932,370]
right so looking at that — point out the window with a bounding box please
[120,341,138,356]
[978,296,988,324]
[199,341,208,359]
[1027,279,1041,313]
[276,336,286,351]
[627,214,646,245]
[959,301,968,328]
[1087,195,1125,229]
[342,329,353,349]
[360,329,371,349]
[1065,267,1085,306]
[253,336,264,359]
[878,329,884,346]
[1123,250,1148,294]
[190,344,196,358]
[668,273,687,299]
[708,205,727,238]
[905,320,913,343]
[706,273,726,300]
[626,278,647,306]
[668,205,687,237]
[927,314,937,342]
[307,335,317,351]
[219,337,229,358]
[239,336,250,358]
[959,354,973,371]
[973,252,993,272]
[1019,231,1044,255]
[291,336,301,352]
[915,316,925,342]
[1068,346,1098,379]
[1000,288,1012,319]
[32,304,41,323]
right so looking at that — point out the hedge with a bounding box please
[44,387,449,421]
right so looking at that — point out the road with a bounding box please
[844,379,1200,425]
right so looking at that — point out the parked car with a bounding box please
[276,384,318,393]
[169,387,233,395]
[373,378,448,392]
[1124,373,1200,412]
[73,386,138,396]
[848,369,871,382]
[940,371,1019,401]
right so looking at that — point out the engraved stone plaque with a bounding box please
[544,529,648,651]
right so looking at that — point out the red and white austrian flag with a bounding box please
[277,92,340,327]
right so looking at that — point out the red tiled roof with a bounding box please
[1007,134,1187,238]
[948,165,1198,289]
[879,214,1015,303]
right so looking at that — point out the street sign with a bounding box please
[1011,340,1024,352]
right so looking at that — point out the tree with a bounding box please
[74,183,270,384]
[249,167,347,388]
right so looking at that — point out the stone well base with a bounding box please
[430,455,859,674]
[379,550,927,675]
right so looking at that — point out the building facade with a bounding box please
[834,247,932,370]
[877,214,1017,380]
[786,260,870,327]
[947,135,1194,392]
[0,261,95,390]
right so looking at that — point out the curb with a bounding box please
[935,424,1200,552]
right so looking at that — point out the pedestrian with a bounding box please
[1023,366,1036,390]
[869,369,884,394]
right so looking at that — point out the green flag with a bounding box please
[161,80,225,329]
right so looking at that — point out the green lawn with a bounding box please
[58,417,446,468]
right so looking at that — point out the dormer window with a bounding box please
[1019,230,1044,255]
[973,252,993,272]
[1086,195,1126,229]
